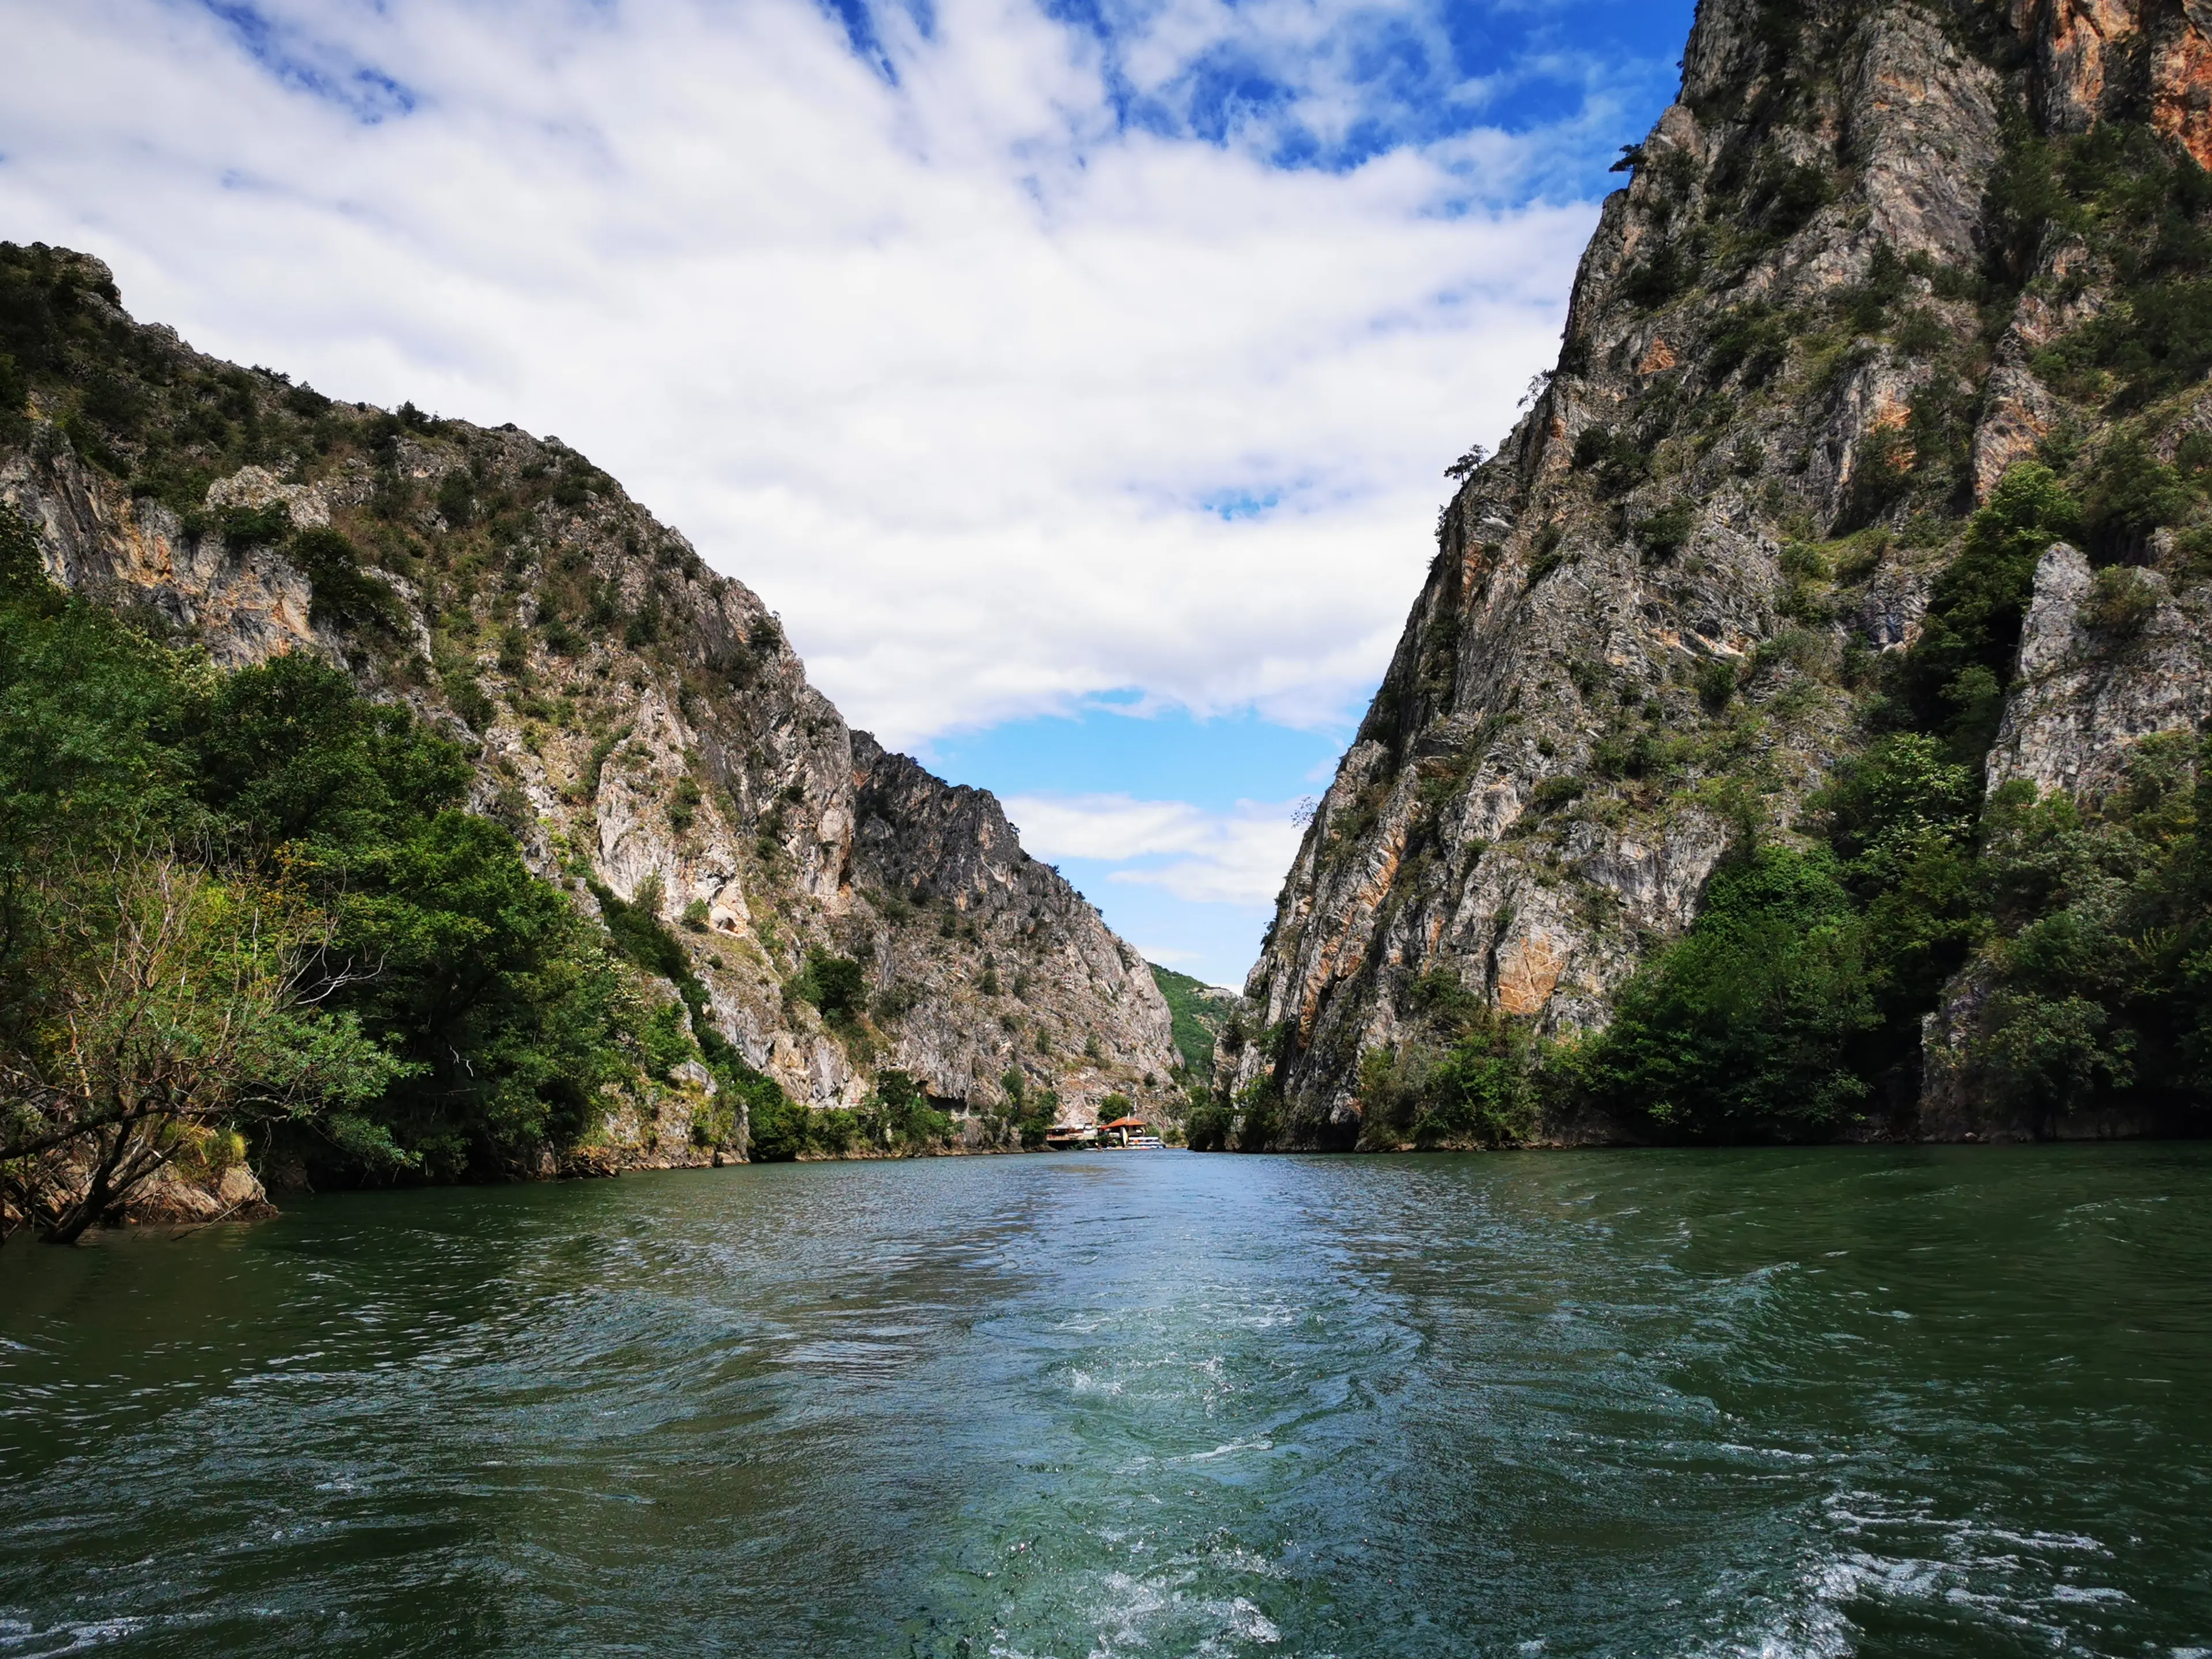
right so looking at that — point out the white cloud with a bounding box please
[0,0,1615,745]
[1004,791,1303,907]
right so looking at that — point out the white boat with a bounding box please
[1097,1116,1161,1149]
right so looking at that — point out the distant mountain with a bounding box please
[1149,963,1238,1080]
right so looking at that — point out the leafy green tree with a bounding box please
[0,512,659,1190]
[744,1084,815,1161]
[1581,847,1877,1139]
[306,806,643,1176]
[794,949,866,1022]
[1960,742,2211,1128]
[1891,463,2078,756]
[869,1068,951,1147]
[1355,990,1539,1150]
[1,849,403,1242]
[1416,1024,1540,1147]
[192,651,467,856]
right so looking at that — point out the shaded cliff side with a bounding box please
[1225,0,2212,1147]
[0,245,1177,1170]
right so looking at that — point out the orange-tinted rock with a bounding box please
[2152,7,2212,169]
[1495,933,1567,1017]
[2022,0,2141,132]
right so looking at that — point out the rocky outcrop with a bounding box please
[1226,0,2212,1145]
[1986,542,2212,801]
[7,444,320,665]
[2014,0,2212,165]
[2,268,1176,1164]
[0,1156,278,1236]
[121,1162,274,1225]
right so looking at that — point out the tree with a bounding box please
[1581,847,1878,1139]
[1,849,403,1243]
[1892,461,2078,754]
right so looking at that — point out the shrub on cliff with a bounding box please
[866,1069,951,1149]
[2080,438,2192,564]
[290,527,406,635]
[1357,1013,1538,1151]
[1887,461,2079,756]
[1184,1093,1233,1151]
[745,1086,815,1161]
[1002,1068,1058,1149]
[791,949,866,1024]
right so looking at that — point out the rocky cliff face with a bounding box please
[1,258,1177,1157]
[1226,0,2212,1143]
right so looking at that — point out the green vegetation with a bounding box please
[1357,968,1540,1149]
[1578,457,2210,1137]
[0,509,704,1234]
[1184,1092,1234,1152]
[1999,124,2212,411]
[1881,463,2080,760]
[1553,118,2212,1142]
[1633,499,1696,560]
[748,1067,964,1160]
[1300,427,2210,1149]
[999,1067,1060,1150]
[0,240,1094,1201]
[789,949,866,1023]
[1148,962,1229,1078]
[1578,847,1875,1137]
[587,869,800,1156]
[1579,730,2212,1137]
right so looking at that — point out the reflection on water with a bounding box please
[2,1145,2209,1657]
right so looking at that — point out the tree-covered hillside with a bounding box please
[1149,963,1233,1080]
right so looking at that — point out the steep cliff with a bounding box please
[0,247,1177,1165]
[1226,0,2212,1146]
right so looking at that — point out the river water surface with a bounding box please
[2,1145,2209,1657]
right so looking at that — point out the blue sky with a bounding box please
[923,704,1347,976]
[3,0,1698,986]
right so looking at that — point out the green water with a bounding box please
[2,1146,2208,1657]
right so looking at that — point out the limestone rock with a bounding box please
[1985,543,2212,801]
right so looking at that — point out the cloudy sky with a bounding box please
[2,0,1694,986]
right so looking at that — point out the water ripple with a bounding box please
[2,1147,2210,1656]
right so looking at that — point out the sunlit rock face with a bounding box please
[1225,0,2212,1145]
[2,261,1177,1157]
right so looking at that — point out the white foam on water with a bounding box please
[1228,1598,1281,1644]
[2049,1585,2130,1605]
[1702,1483,2147,1659]
[1717,1442,1820,1463]
[1980,1527,2107,1554]
[0,1616,149,1658]
[1183,1437,1274,1463]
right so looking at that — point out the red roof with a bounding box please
[1099,1116,1147,1130]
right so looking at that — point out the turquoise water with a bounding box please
[2,1145,2209,1657]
